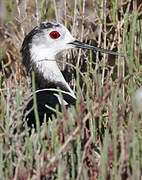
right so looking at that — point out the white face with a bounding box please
[30,22,75,60]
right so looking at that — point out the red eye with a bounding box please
[50,31,60,39]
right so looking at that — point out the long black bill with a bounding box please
[69,40,124,57]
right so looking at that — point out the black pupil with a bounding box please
[52,33,57,38]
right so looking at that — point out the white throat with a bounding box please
[30,43,57,60]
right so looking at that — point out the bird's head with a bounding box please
[21,22,76,63]
[21,21,123,72]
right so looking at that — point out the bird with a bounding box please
[21,21,123,127]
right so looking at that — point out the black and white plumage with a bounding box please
[21,22,123,127]
[21,22,76,127]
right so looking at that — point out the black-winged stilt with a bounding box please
[21,22,123,127]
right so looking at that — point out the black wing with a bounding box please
[23,90,76,127]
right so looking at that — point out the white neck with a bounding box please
[30,44,57,60]
[30,53,76,99]
[30,40,76,99]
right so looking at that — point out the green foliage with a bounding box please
[5,0,15,21]
[0,0,142,179]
